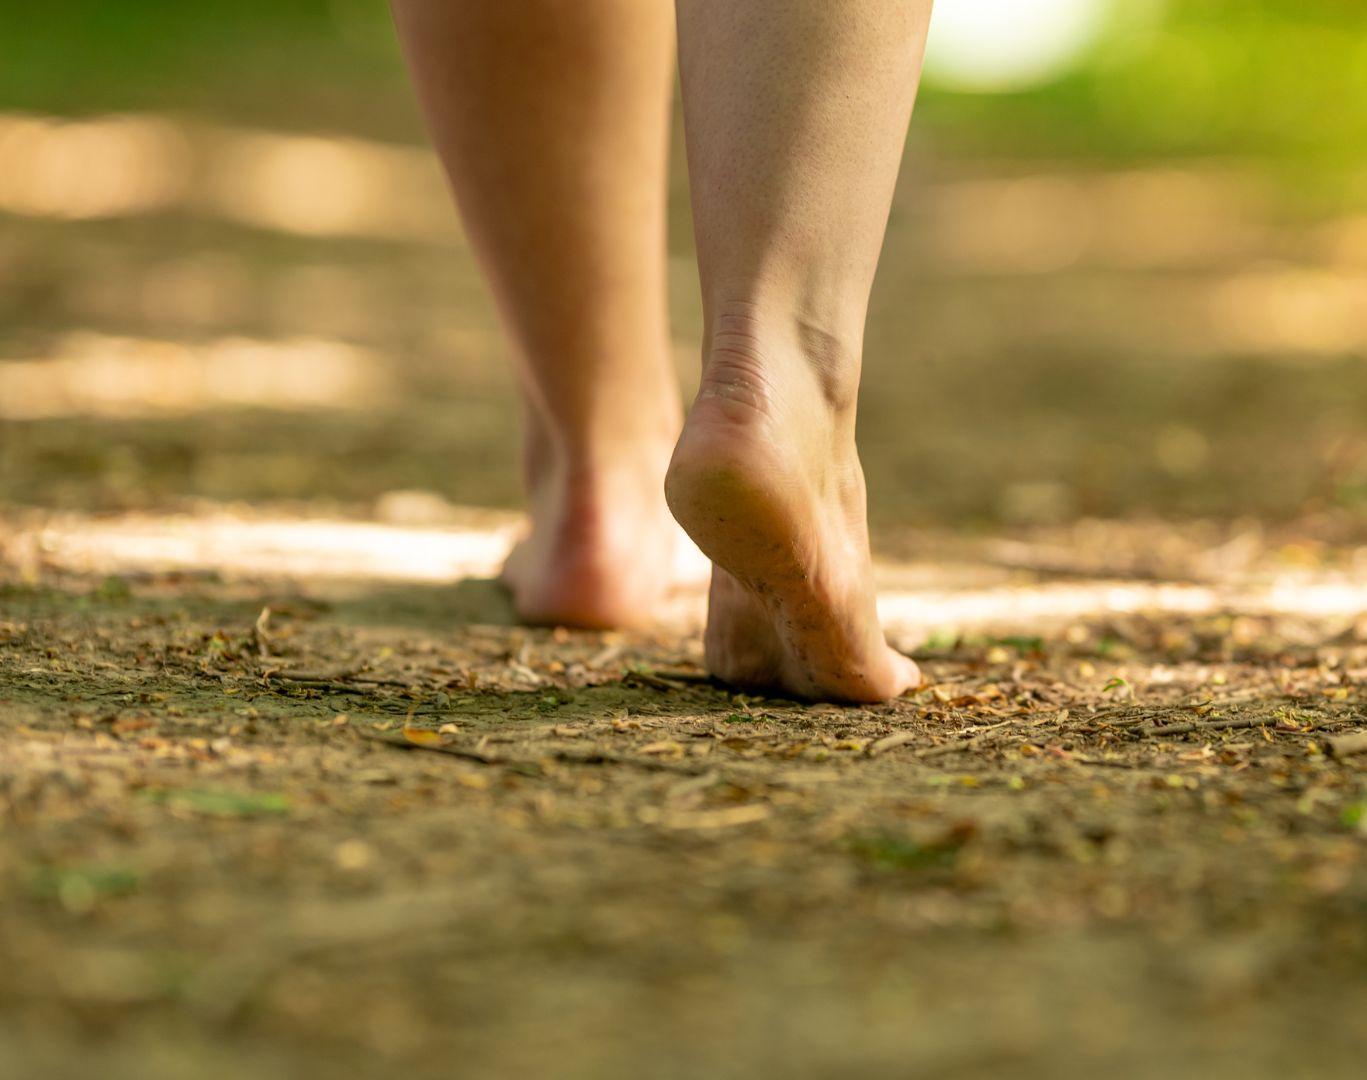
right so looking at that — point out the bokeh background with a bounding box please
[3,0,1366,537]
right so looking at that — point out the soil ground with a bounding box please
[2,514,1364,1079]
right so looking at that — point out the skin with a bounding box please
[390,0,689,629]
[667,0,931,702]
[391,0,933,701]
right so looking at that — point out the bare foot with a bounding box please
[664,320,918,702]
[501,448,706,630]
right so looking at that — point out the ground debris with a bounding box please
[3,525,1366,1077]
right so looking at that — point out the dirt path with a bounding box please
[2,512,1363,1078]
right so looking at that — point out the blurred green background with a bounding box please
[2,0,1365,532]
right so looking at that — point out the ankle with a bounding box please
[528,449,672,517]
[702,296,864,417]
[529,426,676,487]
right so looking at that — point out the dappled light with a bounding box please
[0,110,455,241]
[1208,266,1367,356]
[8,510,518,584]
[7,508,1365,643]
[920,166,1269,273]
[0,333,392,419]
[0,112,192,219]
[200,128,454,240]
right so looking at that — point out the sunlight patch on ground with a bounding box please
[0,111,456,242]
[920,167,1268,273]
[1208,267,1367,356]
[877,580,1367,633]
[6,511,1365,639]
[0,113,193,219]
[198,128,455,241]
[0,333,392,419]
[7,512,520,583]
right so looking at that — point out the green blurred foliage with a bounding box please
[923,1,1367,166]
[5,0,1367,175]
[0,0,410,135]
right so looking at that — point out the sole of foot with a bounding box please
[665,351,919,703]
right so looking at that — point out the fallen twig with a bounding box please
[622,669,693,692]
[1091,689,1298,727]
[252,606,272,659]
[915,736,994,759]
[900,718,1014,760]
[1068,755,1138,769]
[360,728,499,763]
[266,677,370,696]
[360,728,708,774]
[266,669,412,688]
[649,669,717,686]
[1136,716,1271,739]
[866,730,919,757]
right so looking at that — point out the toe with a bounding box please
[891,650,922,695]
